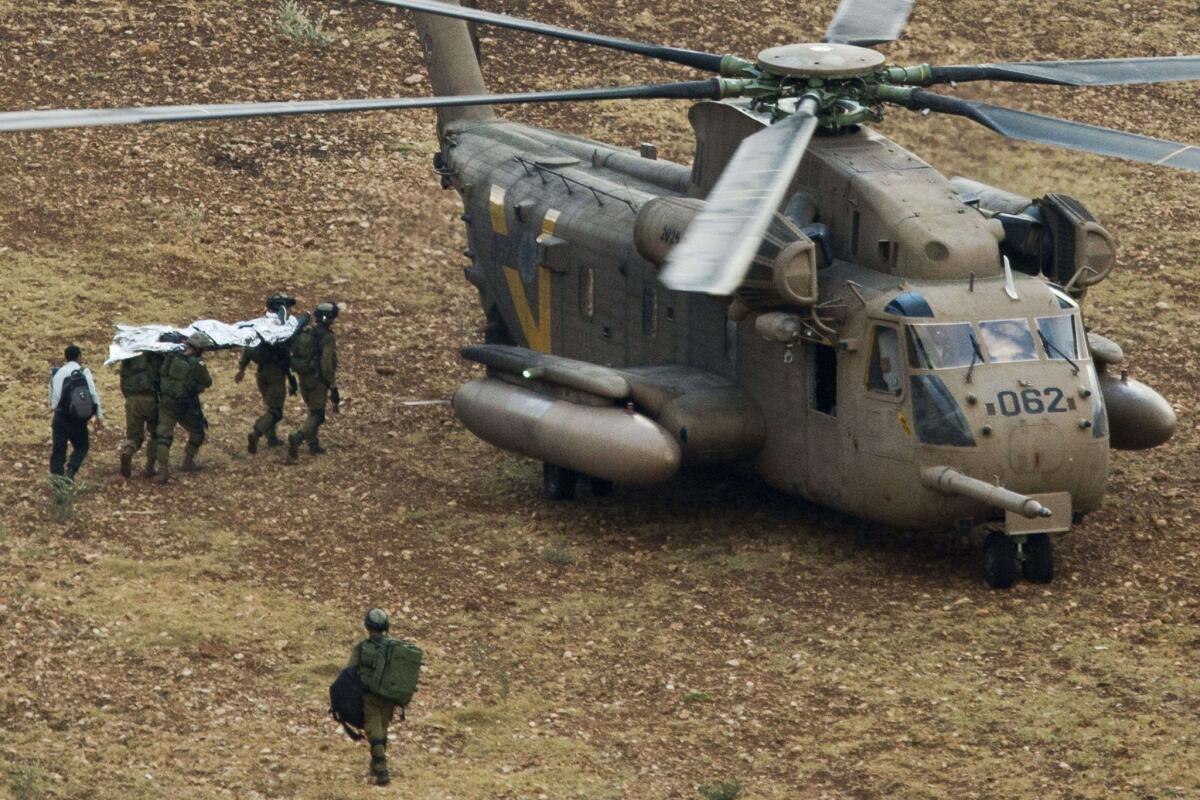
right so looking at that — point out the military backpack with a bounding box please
[289,327,324,377]
[357,637,423,707]
[160,354,198,401]
[119,353,161,396]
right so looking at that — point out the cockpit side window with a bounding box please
[1036,314,1080,360]
[906,323,976,370]
[979,319,1038,363]
[867,326,902,396]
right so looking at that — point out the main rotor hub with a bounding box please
[756,43,885,78]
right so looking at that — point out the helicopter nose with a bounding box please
[1008,424,1067,473]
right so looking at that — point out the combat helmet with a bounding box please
[266,292,296,311]
[364,607,390,633]
[315,300,339,326]
[187,331,215,351]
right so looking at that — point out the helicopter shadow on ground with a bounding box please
[542,463,985,590]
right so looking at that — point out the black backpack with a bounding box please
[59,369,96,421]
[329,666,366,740]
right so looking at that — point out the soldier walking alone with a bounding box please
[343,609,422,786]
[237,292,297,454]
[117,351,163,478]
[154,332,214,483]
[48,344,103,480]
[288,301,340,462]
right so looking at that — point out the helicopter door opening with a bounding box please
[809,343,837,416]
[804,342,843,502]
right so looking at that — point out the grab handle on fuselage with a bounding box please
[920,466,1051,520]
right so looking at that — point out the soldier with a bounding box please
[117,351,163,478]
[347,608,395,786]
[236,292,298,454]
[287,301,340,462]
[154,332,214,483]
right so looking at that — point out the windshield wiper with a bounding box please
[966,332,983,384]
[1039,330,1080,375]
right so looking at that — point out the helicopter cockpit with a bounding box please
[863,283,1099,451]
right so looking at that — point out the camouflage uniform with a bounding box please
[118,352,162,478]
[240,342,291,450]
[347,631,396,785]
[155,347,212,481]
[288,311,338,460]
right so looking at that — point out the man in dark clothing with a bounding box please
[236,292,297,453]
[48,344,104,479]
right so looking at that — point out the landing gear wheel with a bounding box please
[982,531,1017,589]
[589,476,614,497]
[1021,533,1054,584]
[542,463,579,500]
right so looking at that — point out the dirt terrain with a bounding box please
[0,1,1197,798]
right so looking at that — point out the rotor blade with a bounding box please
[659,96,821,295]
[0,81,723,133]
[367,0,727,73]
[928,56,1200,86]
[825,0,915,46]
[904,89,1200,172]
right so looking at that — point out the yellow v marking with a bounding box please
[503,265,552,353]
[499,203,560,353]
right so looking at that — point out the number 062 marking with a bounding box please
[985,388,1076,417]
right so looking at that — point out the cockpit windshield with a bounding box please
[978,319,1038,363]
[1036,315,1080,360]
[906,323,976,369]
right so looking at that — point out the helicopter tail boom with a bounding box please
[407,0,495,134]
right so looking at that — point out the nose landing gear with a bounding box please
[982,530,1056,588]
[1020,533,1054,583]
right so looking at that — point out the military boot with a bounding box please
[180,445,201,473]
[265,430,284,448]
[155,460,171,484]
[142,453,158,478]
[247,430,260,454]
[369,739,390,786]
[308,440,326,456]
[119,445,134,479]
[287,432,302,463]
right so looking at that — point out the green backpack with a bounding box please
[159,353,197,401]
[120,352,161,396]
[289,328,322,376]
[358,637,423,707]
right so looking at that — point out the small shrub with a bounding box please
[497,670,511,701]
[274,0,330,44]
[48,474,78,521]
[699,780,742,800]
[541,546,575,565]
[683,690,711,703]
[7,764,43,800]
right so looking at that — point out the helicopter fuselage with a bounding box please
[439,111,1127,535]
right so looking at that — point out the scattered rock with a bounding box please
[403,73,424,85]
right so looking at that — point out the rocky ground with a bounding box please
[0,1,1197,798]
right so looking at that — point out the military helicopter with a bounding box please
[3,0,1195,587]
